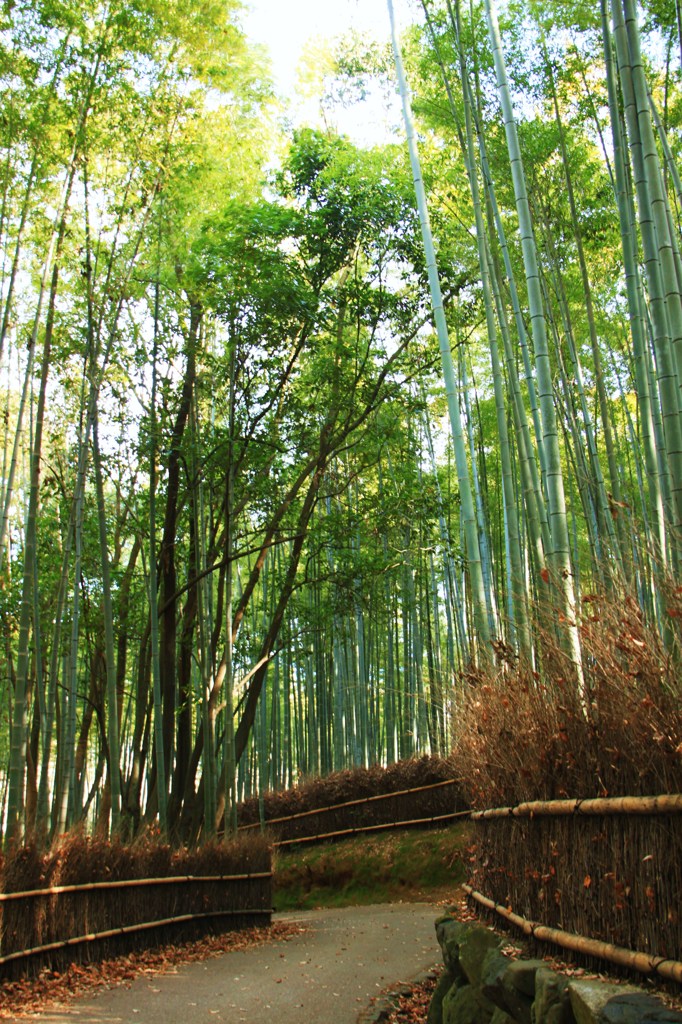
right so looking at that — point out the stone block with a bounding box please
[501,970,535,1024]
[436,918,470,978]
[443,983,494,1024]
[532,967,573,1024]
[569,980,682,1024]
[481,949,512,1012]
[427,972,460,1024]
[436,918,501,985]
[490,1009,519,1024]
[458,926,504,987]
[504,960,547,998]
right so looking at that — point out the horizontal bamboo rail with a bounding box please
[0,871,272,903]
[0,907,272,967]
[273,809,470,847]
[471,794,682,820]
[238,778,459,830]
[463,885,682,985]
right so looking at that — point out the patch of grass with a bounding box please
[273,823,470,911]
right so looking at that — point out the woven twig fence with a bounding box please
[0,834,273,979]
[463,884,682,984]
[468,793,682,982]
[0,871,272,977]
[272,808,471,847]
[238,779,468,844]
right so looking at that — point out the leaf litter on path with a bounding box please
[0,922,305,1020]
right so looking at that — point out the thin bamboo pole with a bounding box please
[480,0,590,693]
[612,0,682,558]
[273,810,471,847]
[0,872,273,902]
[387,0,491,655]
[237,777,461,830]
[455,0,529,653]
[602,0,667,570]
[463,884,682,984]
[148,273,168,832]
[541,36,626,563]
[0,908,273,968]
[471,793,682,819]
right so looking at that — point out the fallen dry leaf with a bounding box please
[383,969,442,1023]
[0,923,305,1021]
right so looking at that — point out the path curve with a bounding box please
[29,903,443,1024]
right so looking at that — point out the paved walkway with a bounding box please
[29,903,443,1024]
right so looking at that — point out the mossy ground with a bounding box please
[272,822,471,911]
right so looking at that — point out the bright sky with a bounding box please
[242,0,391,93]
[241,0,415,144]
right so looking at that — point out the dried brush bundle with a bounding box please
[453,590,682,809]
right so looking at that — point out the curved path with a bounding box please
[30,903,443,1024]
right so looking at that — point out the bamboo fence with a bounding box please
[273,809,471,847]
[0,868,273,978]
[463,884,682,984]
[238,778,468,844]
[467,793,682,984]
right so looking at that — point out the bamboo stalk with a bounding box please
[238,778,460,830]
[387,0,491,654]
[273,810,471,847]
[0,908,273,967]
[463,885,682,985]
[471,794,682,820]
[0,872,272,903]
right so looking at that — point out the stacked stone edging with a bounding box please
[430,915,682,1024]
